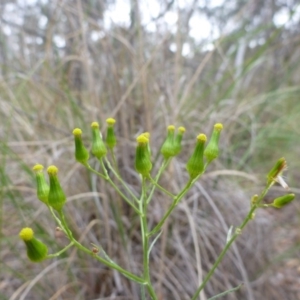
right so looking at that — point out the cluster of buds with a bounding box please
[186,123,223,179]
[73,118,117,165]
[160,125,186,158]
[32,164,66,212]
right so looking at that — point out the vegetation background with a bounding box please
[1,0,300,299]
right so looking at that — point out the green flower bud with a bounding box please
[272,193,295,208]
[267,157,287,185]
[47,165,66,212]
[32,164,49,205]
[186,134,207,179]
[204,123,223,163]
[174,126,186,155]
[106,118,117,149]
[135,134,152,176]
[19,228,48,262]
[161,125,176,158]
[72,128,89,164]
[91,122,107,159]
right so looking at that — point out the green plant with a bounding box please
[19,119,295,300]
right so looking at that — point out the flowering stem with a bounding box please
[148,178,193,236]
[58,210,145,284]
[140,176,158,300]
[191,182,274,300]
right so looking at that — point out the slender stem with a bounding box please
[191,231,239,300]
[84,163,106,179]
[147,158,170,204]
[110,149,120,174]
[239,185,271,230]
[48,206,66,234]
[148,178,193,236]
[207,284,243,300]
[140,177,158,300]
[88,160,141,215]
[148,176,175,198]
[47,242,74,258]
[104,157,139,203]
[58,210,145,284]
[191,182,274,300]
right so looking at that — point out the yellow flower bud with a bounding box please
[135,134,152,176]
[204,123,223,163]
[174,126,186,155]
[186,134,207,179]
[161,125,176,158]
[47,165,66,212]
[106,118,117,149]
[32,164,49,205]
[72,128,89,164]
[19,228,48,262]
[91,122,107,159]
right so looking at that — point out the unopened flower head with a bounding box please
[272,193,295,208]
[174,126,186,155]
[19,227,48,262]
[91,121,107,159]
[32,164,49,205]
[161,125,176,158]
[267,157,287,186]
[47,165,66,211]
[186,133,207,179]
[204,123,223,163]
[72,128,89,164]
[135,134,152,176]
[106,118,117,149]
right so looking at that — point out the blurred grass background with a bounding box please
[1,0,300,299]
